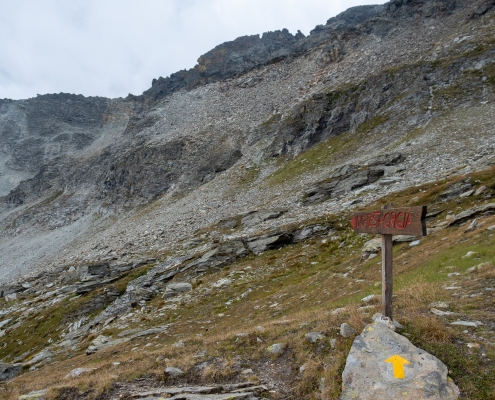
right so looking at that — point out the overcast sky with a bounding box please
[0,0,387,100]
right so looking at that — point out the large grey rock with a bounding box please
[245,232,293,254]
[0,362,22,381]
[438,179,473,202]
[340,321,459,399]
[162,393,258,400]
[305,332,326,343]
[75,274,122,295]
[340,323,357,338]
[293,225,331,242]
[86,335,128,355]
[27,349,53,366]
[303,154,404,204]
[65,367,96,379]
[240,209,286,227]
[187,241,249,272]
[267,343,285,355]
[448,203,495,226]
[18,390,48,400]
[165,366,185,377]
[362,238,382,253]
[162,282,192,298]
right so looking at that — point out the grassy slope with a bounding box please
[2,168,495,399]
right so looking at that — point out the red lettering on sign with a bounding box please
[405,213,412,228]
[384,213,390,228]
[374,212,381,228]
[350,206,426,236]
[351,210,418,233]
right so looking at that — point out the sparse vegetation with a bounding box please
[2,168,495,399]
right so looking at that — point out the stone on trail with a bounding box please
[86,335,128,355]
[18,390,48,400]
[65,367,96,378]
[305,332,326,343]
[162,282,192,298]
[430,301,449,309]
[340,320,459,399]
[165,366,185,377]
[267,343,285,354]
[372,313,403,331]
[465,219,478,232]
[340,323,356,338]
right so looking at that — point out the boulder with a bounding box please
[449,201,495,226]
[245,232,293,254]
[27,349,53,366]
[65,367,96,379]
[362,238,381,253]
[187,241,248,272]
[217,216,240,229]
[76,262,110,281]
[165,367,185,378]
[267,343,285,355]
[340,320,459,399]
[86,335,128,355]
[305,332,326,343]
[162,282,192,298]
[241,209,286,227]
[303,155,404,204]
[438,179,473,202]
[0,362,22,381]
[340,323,357,338]
[18,390,48,400]
[293,225,331,242]
[0,285,27,297]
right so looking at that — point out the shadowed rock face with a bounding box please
[0,94,111,195]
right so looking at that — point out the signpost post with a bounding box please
[350,205,427,319]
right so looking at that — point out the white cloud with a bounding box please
[0,0,387,100]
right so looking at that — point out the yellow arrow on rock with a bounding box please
[385,355,411,379]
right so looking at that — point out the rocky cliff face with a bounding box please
[0,0,494,284]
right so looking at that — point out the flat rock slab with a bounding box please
[340,321,459,399]
[137,393,258,400]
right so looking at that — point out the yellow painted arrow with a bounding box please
[385,355,411,379]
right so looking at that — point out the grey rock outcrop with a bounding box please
[267,343,285,355]
[191,241,249,272]
[18,390,48,400]
[165,367,185,378]
[240,209,286,228]
[245,232,293,254]
[438,179,473,202]
[0,362,22,382]
[305,332,326,343]
[86,335,128,355]
[448,202,495,226]
[340,320,459,399]
[303,154,404,204]
[340,323,357,338]
[163,282,192,298]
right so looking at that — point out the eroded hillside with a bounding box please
[1,0,495,398]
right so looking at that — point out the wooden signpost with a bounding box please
[350,205,427,319]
